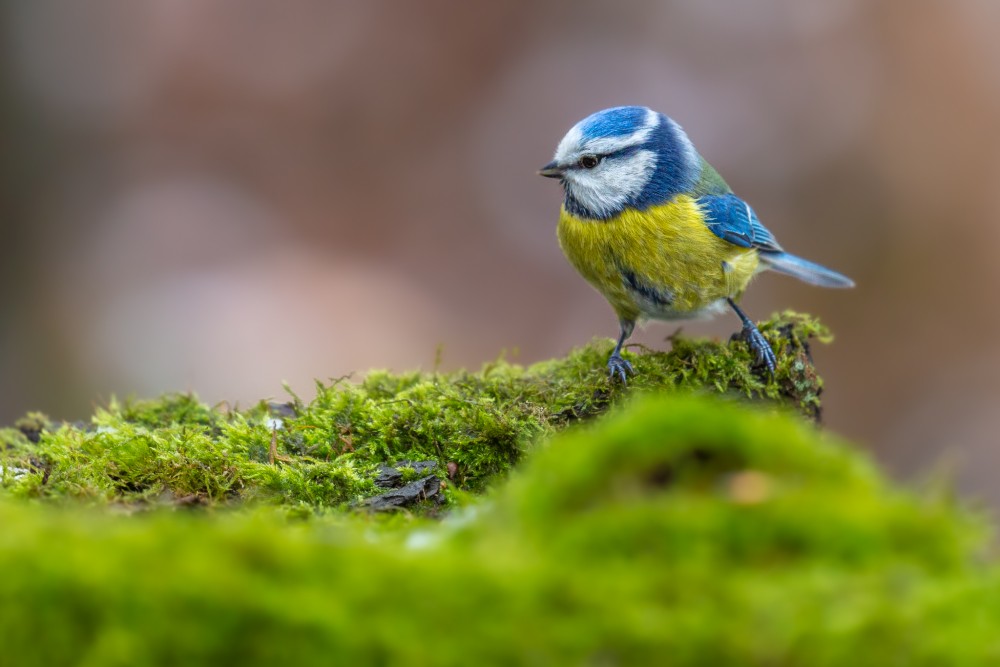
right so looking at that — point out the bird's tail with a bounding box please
[759,251,855,288]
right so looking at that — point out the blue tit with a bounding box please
[539,106,853,381]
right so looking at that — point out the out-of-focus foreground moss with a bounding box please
[2,313,998,665]
[1,395,998,665]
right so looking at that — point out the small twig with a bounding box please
[336,425,354,453]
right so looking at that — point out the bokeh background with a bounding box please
[2,1,999,502]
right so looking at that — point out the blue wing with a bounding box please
[697,194,782,252]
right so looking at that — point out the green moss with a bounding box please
[499,395,979,571]
[13,410,50,443]
[1,312,830,511]
[0,426,32,450]
[627,310,831,419]
[100,393,220,429]
[0,394,997,666]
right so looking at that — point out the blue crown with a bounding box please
[577,106,652,141]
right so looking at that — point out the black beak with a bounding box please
[538,161,563,178]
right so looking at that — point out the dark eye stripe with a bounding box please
[603,145,643,160]
[572,145,643,170]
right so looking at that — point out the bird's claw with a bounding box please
[607,354,635,384]
[741,324,777,375]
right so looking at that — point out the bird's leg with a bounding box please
[607,319,636,384]
[727,298,777,375]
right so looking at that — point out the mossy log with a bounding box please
[0,312,827,509]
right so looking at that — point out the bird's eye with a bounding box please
[578,155,600,169]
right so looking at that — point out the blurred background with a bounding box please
[1,1,999,503]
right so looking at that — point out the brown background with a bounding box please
[2,1,999,502]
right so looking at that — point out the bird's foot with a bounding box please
[607,353,635,384]
[739,323,777,375]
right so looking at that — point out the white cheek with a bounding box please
[566,150,656,218]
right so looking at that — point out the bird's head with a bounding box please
[539,106,701,220]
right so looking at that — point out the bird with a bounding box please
[539,106,853,382]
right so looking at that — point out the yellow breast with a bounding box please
[557,195,759,321]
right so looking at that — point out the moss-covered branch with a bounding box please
[1,312,828,511]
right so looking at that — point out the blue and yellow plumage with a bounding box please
[540,106,853,381]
